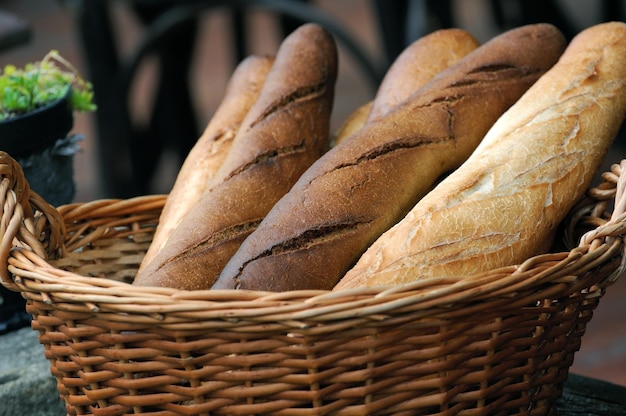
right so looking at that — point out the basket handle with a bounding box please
[575,160,626,283]
[0,151,65,285]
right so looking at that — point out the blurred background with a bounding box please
[1,0,625,386]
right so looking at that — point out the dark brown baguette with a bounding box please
[336,21,626,289]
[133,23,338,289]
[139,54,274,271]
[213,23,567,291]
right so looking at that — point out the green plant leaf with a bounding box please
[0,50,96,120]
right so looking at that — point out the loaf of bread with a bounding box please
[139,55,274,271]
[336,21,626,290]
[368,29,480,121]
[213,23,566,291]
[331,101,371,147]
[333,28,480,146]
[133,23,338,289]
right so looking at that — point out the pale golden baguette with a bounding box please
[331,101,371,147]
[368,28,480,121]
[133,23,337,290]
[333,28,480,146]
[139,55,274,271]
[336,21,626,290]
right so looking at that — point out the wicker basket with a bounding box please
[1,151,625,416]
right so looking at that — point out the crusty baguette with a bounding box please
[368,28,480,121]
[133,23,338,289]
[213,23,566,292]
[333,28,480,146]
[139,55,274,270]
[336,21,626,290]
[331,101,371,147]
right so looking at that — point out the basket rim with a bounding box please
[4,235,621,321]
[2,156,626,321]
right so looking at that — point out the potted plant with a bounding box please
[0,50,96,333]
[0,49,96,204]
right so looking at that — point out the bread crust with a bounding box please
[337,21,626,289]
[369,28,480,121]
[333,28,480,146]
[133,23,338,289]
[215,24,567,291]
[331,101,371,147]
[139,55,274,271]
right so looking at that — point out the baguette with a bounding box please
[139,54,274,270]
[336,21,626,290]
[332,28,480,146]
[133,23,338,290]
[214,24,566,291]
[368,29,479,121]
[331,101,371,147]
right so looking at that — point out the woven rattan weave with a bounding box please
[1,151,625,415]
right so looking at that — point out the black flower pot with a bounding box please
[0,88,74,156]
[0,89,81,207]
[0,89,81,333]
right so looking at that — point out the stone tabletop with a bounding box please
[0,327,64,416]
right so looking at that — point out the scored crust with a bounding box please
[337,21,626,289]
[134,23,338,290]
[215,23,567,292]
